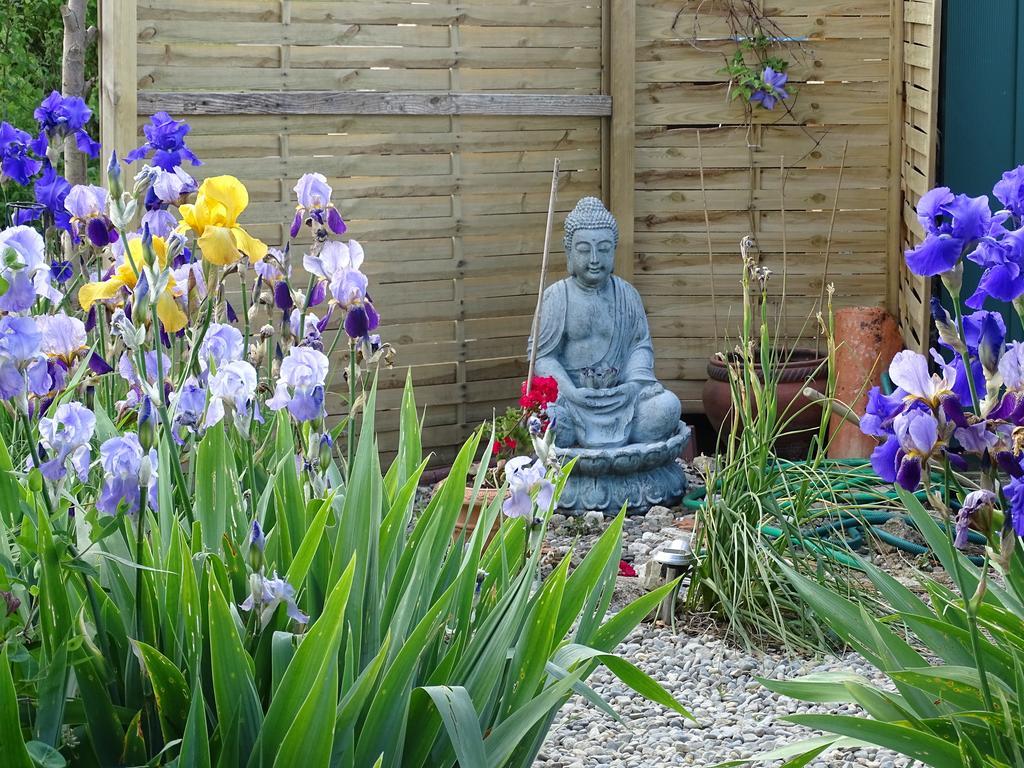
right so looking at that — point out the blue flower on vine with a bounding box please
[750,67,789,111]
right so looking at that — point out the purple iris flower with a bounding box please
[170,376,206,444]
[888,349,956,408]
[266,346,329,422]
[891,409,940,491]
[749,67,789,111]
[65,184,118,247]
[0,225,60,311]
[289,309,322,346]
[291,173,346,237]
[906,189,1003,277]
[1004,471,1024,537]
[304,239,362,284]
[0,122,42,186]
[965,227,1024,308]
[116,350,171,411]
[125,112,201,171]
[1000,341,1024,390]
[0,316,51,402]
[993,164,1024,221]
[205,360,261,435]
[37,313,87,368]
[241,571,308,629]
[37,402,95,482]
[860,385,908,438]
[96,433,156,516]
[963,310,1005,374]
[330,266,380,340]
[33,91,100,158]
[502,456,555,520]
[13,165,73,233]
[955,489,997,549]
[140,208,177,239]
[198,323,243,373]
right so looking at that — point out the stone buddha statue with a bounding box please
[530,196,682,450]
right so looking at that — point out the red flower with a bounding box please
[618,560,637,578]
[520,376,559,412]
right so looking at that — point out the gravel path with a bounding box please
[533,500,908,768]
[534,627,908,768]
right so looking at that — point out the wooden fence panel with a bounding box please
[899,0,941,352]
[633,0,897,412]
[103,0,919,457]
[121,0,607,461]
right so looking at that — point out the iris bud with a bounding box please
[107,151,123,198]
[941,261,963,299]
[318,432,333,468]
[249,520,265,571]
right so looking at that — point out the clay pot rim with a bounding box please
[706,346,828,383]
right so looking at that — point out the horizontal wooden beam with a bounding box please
[138,90,612,117]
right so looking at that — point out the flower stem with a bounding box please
[347,338,357,475]
[134,485,148,641]
[952,302,981,414]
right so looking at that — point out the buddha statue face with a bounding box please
[568,227,616,290]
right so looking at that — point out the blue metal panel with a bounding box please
[940,0,1024,336]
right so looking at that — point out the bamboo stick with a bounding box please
[526,158,561,394]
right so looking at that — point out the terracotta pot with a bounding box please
[828,307,903,459]
[453,486,502,543]
[702,348,828,461]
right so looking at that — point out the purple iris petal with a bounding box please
[88,352,113,375]
[308,280,326,307]
[328,206,347,235]
[860,386,906,437]
[125,112,201,170]
[344,306,370,339]
[50,261,73,283]
[1004,474,1024,536]
[997,450,1024,478]
[954,421,995,453]
[0,122,42,185]
[273,281,293,311]
[994,165,1024,219]
[33,165,72,232]
[941,395,968,428]
[905,234,963,276]
[945,194,993,242]
[226,300,238,323]
[85,217,112,247]
[287,386,324,422]
[290,209,303,238]
[895,454,922,491]
[917,187,955,235]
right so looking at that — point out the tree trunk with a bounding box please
[61,0,88,185]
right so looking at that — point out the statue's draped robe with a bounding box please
[530,276,658,448]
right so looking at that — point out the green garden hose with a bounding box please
[681,461,987,568]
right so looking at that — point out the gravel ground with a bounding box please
[532,498,907,768]
[534,627,908,768]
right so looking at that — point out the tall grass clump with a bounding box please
[686,236,864,652]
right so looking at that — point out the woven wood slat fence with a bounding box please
[100,0,937,459]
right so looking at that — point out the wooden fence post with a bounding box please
[609,0,635,281]
[886,0,906,317]
[99,0,137,173]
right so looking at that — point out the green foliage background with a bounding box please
[0,0,99,206]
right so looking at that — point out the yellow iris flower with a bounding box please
[78,235,188,334]
[177,175,268,266]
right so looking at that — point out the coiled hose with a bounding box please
[681,459,986,569]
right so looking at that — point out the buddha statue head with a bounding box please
[563,196,618,290]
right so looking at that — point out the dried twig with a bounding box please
[818,140,848,313]
[697,130,720,349]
